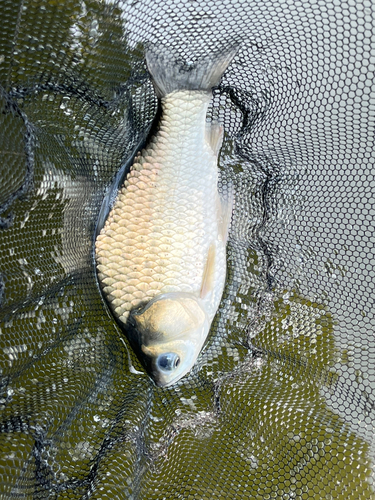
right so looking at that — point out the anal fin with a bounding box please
[205,121,224,156]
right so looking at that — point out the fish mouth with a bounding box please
[141,345,189,387]
[150,347,198,388]
[152,370,186,388]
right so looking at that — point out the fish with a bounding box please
[95,45,237,387]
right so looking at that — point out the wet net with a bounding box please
[1,0,374,498]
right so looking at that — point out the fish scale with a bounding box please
[96,91,220,325]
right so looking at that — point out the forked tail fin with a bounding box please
[146,45,239,97]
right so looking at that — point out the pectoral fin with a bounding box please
[218,183,234,243]
[200,244,216,299]
[205,121,224,157]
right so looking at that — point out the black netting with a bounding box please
[1,0,374,498]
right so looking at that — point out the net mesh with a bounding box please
[1,0,374,498]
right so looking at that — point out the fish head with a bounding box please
[128,293,209,387]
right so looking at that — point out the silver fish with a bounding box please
[95,46,237,386]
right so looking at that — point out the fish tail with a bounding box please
[146,44,239,98]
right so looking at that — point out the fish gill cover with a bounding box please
[0,0,374,499]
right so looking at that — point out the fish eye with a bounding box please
[157,352,180,372]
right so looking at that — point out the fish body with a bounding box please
[95,47,236,386]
